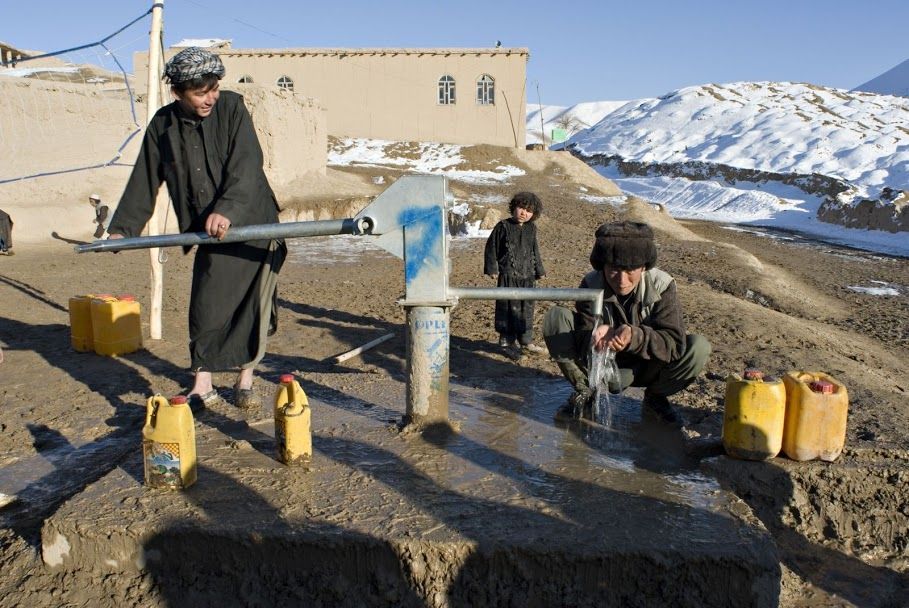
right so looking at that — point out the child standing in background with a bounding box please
[484,192,546,356]
[0,209,13,255]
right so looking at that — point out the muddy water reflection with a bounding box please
[440,378,724,515]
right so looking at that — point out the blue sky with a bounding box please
[4,0,909,106]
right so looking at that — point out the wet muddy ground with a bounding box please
[1,148,908,606]
[29,378,777,606]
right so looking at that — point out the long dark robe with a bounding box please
[189,239,281,370]
[483,218,545,341]
[108,90,286,371]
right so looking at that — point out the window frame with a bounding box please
[476,74,495,105]
[276,75,294,92]
[438,75,456,105]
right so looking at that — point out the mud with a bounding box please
[704,453,909,607]
[1,147,908,606]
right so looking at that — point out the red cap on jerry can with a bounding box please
[118,294,136,302]
[809,380,835,394]
[743,368,764,381]
[170,395,188,405]
[280,374,294,384]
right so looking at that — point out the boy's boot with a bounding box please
[554,360,594,421]
[642,390,681,426]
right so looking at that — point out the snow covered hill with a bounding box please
[559,81,909,251]
[567,81,908,197]
[525,101,626,146]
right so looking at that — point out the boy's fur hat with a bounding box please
[589,221,658,270]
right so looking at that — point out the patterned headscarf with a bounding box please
[164,47,225,84]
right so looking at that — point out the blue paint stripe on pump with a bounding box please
[398,207,444,286]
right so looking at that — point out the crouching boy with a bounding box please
[542,221,710,423]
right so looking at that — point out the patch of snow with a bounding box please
[721,226,797,241]
[0,66,80,78]
[444,164,525,185]
[847,282,901,296]
[286,234,391,264]
[450,202,470,216]
[173,38,231,48]
[459,221,491,239]
[581,193,626,206]
[328,138,524,184]
[596,167,909,257]
[467,193,509,206]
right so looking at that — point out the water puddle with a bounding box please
[0,430,135,519]
[445,378,724,513]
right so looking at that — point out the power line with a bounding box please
[178,0,293,44]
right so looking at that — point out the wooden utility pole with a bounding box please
[536,82,546,147]
[145,1,165,339]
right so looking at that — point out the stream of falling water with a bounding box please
[588,345,620,427]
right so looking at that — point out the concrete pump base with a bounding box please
[40,379,780,607]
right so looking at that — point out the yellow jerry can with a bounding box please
[68,294,102,352]
[143,395,197,489]
[274,374,312,466]
[722,368,786,460]
[91,294,142,356]
[782,371,848,462]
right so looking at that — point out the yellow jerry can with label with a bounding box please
[782,371,848,462]
[68,294,103,352]
[274,374,312,465]
[143,395,197,489]
[722,368,786,460]
[91,294,142,356]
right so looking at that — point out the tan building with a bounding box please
[136,43,528,148]
[0,41,31,68]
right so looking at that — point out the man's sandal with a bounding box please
[186,389,220,415]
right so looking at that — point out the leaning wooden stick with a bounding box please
[332,333,395,364]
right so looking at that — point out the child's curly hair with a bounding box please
[508,191,543,221]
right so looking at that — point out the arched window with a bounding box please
[438,75,455,105]
[237,75,254,83]
[277,75,294,92]
[476,74,495,105]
